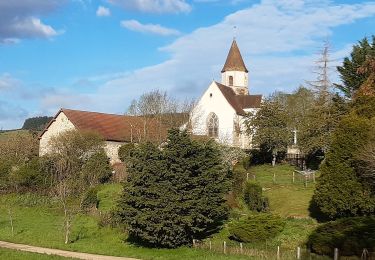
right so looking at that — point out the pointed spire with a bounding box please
[221,39,248,73]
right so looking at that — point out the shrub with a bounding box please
[231,164,246,198]
[81,150,112,185]
[228,213,285,243]
[244,181,269,212]
[118,143,136,163]
[81,186,99,209]
[308,217,375,256]
[10,158,47,190]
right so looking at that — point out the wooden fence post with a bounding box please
[297,247,301,259]
[223,241,227,254]
[313,172,316,183]
[240,243,243,254]
[292,171,295,183]
[193,239,196,248]
[277,246,280,260]
[247,172,249,181]
[334,248,339,260]
[209,240,212,251]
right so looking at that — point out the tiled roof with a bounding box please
[39,108,168,142]
[221,39,249,73]
[215,82,262,115]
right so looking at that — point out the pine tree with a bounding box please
[335,36,375,98]
[116,129,230,248]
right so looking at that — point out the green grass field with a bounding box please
[0,248,76,260]
[0,164,320,259]
[250,164,316,218]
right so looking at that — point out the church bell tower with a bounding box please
[221,39,249,95]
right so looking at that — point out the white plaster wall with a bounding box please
[104,141,125,164]
[191,82,237,145]
[39,112,75,156]
[221,71,248,88]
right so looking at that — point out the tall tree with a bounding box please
[117,129,230,248]
[45,130,107,243]
[127,90,194,142]
[245,95,290,164]
[335,36,375,98]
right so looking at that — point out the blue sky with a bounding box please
[0,0,375,129]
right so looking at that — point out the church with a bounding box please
[39,39,262,163]
[190,39,262,149]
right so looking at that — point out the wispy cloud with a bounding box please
[96,6,111,17]
[121,20,181,36]
[108,0,191,14]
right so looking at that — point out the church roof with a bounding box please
[215,82,262,115]
[39,108,167,142]
[221,39,249,73]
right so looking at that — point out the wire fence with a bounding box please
[192,240,375,259]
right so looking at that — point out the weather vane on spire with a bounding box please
[233,26,237,40]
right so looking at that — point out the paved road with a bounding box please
[0,241,140,260]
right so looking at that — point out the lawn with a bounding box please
[0,248,76,260]
[0,164,320,259]
[250,164,316,218]
[0,186,249,260]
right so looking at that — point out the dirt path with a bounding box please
[0,241,141,260]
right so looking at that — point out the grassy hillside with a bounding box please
[250,164,316,218]
[0,165,320,259]
[0,187,248,260]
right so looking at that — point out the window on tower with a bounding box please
[229,76,233,86]
[207,113,219,138]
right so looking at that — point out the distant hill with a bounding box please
[22,116,53,131]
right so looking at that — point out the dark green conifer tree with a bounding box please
[117,129,230,248]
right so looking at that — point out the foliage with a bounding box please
[10,158,49,191]
[245,96,290,155]
[118,143,136,163]
[81,150,112,185]
[312,112,375,219]
[308,217,375,256]
[0,131,38,166]
[116,129,231,248]
[335,36,375,98]
[81,186,99,209]
[22,116,53,131]
[231,163,246,199]
[228,213,285,243]
[243,181,269,212]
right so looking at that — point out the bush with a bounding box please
[118,143,136,163]
[11,158,47,190]
[244,181,269,212]
[308,217,375,256]
[231,164,246,198]
[81,186,99,209]
[229,213,285,243]
[81,150,112,184]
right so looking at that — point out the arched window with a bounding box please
[229,76,234,86]
[207,113,219,137]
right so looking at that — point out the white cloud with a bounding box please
[80,0,375,115]
[96,6,111,17]
[0,0,63,43]
[6,0,375,129]
[108,0,191,14]
[121,20,181,36]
